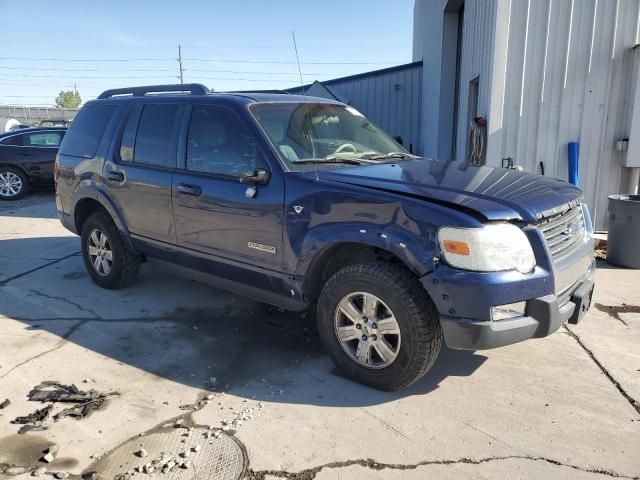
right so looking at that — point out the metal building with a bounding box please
[0,105,78,125]
[413,0,640,229]
[287,61,423,154]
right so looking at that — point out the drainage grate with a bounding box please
[89,425,246,480]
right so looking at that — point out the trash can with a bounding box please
[607,194,640,268]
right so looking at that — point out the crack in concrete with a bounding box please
[25,289,100,318]
[246,455,639,479]
[595,303,640,327]
[564,325,640,415]
[0,320,87,380]
[0,252,80,286]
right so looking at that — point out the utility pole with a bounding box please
[73,82,77,95]
[177,45,184,84]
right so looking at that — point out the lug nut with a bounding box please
[355,324,362,329]
[362,335,367,341]
[371,323,377,329]
[372,334,377,341]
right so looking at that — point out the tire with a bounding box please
[317,262,442,391]
[0,166,29,200]
[81,212,141,289]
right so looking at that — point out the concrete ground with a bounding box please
[0,194,639,480]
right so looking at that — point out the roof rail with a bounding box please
[226,89,290,95]
[97,84,210,99]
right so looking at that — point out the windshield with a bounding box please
[250,102,410,170]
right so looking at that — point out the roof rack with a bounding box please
[226,89,290,95]
[97,84,210,99]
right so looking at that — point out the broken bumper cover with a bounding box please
[422,259,596,350]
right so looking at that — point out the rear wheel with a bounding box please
[0,167,28,200]
[317,262,442,391]
[81,212,141,289]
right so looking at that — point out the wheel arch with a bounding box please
[72,192,137,254]
[0,163,29,182]
[302,242,424,305]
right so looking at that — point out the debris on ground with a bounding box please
[0,398,10,409]
[32,466,47,476]
[40,445,59,463]
[11,382,119,433]
[29,382,118,421]
[11,404,53,433]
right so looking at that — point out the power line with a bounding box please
[0,56,404,65]
[0,65,359,76]
[0,57,175,62]
[0,41,406,50]
[185,58,402,65]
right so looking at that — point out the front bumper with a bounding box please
[422,259,596,350]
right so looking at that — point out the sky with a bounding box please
[0,0,415,107]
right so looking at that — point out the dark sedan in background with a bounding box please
[0,126,66,200]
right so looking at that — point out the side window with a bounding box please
[119,105,141,162]
[25,132,63,147]
[134,104,181,168]
[59,105,116,158]
[0,134,24,146]
[186,105,257,177]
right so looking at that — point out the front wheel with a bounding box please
[317,262,442,391]
[81,212,141,289]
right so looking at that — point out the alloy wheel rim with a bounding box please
[334,291,401,369]
[0,172,23,197]
[87,229,113,276]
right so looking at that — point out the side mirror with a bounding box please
[240,168,270,186]
[393,135,404,146]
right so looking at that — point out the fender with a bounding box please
[293,222,439,278]
[69,179,138,254]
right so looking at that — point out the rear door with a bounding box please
[172,103,284,271]
[103,102,183,245]
[21,130,64,183]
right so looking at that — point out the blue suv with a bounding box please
[55,84,595,391]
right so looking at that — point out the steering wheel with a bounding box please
[333,143,357,155]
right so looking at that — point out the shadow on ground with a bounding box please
[0,190,56,219]
[0,234,488,408]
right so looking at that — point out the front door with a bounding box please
[103,102,183,245]
[172,104,284,271]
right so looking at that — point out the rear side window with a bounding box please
[59,105,115,158]
[119,105,141,162]
[0,134,24,146]
[25,131,63,147]
[133,104,181,168]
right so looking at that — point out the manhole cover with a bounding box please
[89,425,246,480]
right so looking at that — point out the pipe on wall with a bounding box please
[568,142,580,187]
[629,167,640,194]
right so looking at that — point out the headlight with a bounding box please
[438,223,536,273]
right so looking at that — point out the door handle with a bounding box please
[177,183,202,196]
[105,171,125,182]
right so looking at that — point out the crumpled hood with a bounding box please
[318,158,583,222]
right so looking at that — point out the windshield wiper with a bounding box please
[361,152,414,161]
[291,157,373,165]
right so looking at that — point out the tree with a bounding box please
[55,90,81,109]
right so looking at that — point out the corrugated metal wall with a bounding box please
[414,0,640,229]
[488,0,640,229]
[320,65,424,154]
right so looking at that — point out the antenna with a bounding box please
[177,45,184,84]
[291,31,319,180]
[291,31,305,93]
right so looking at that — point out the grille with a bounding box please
[537,203,587,262]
